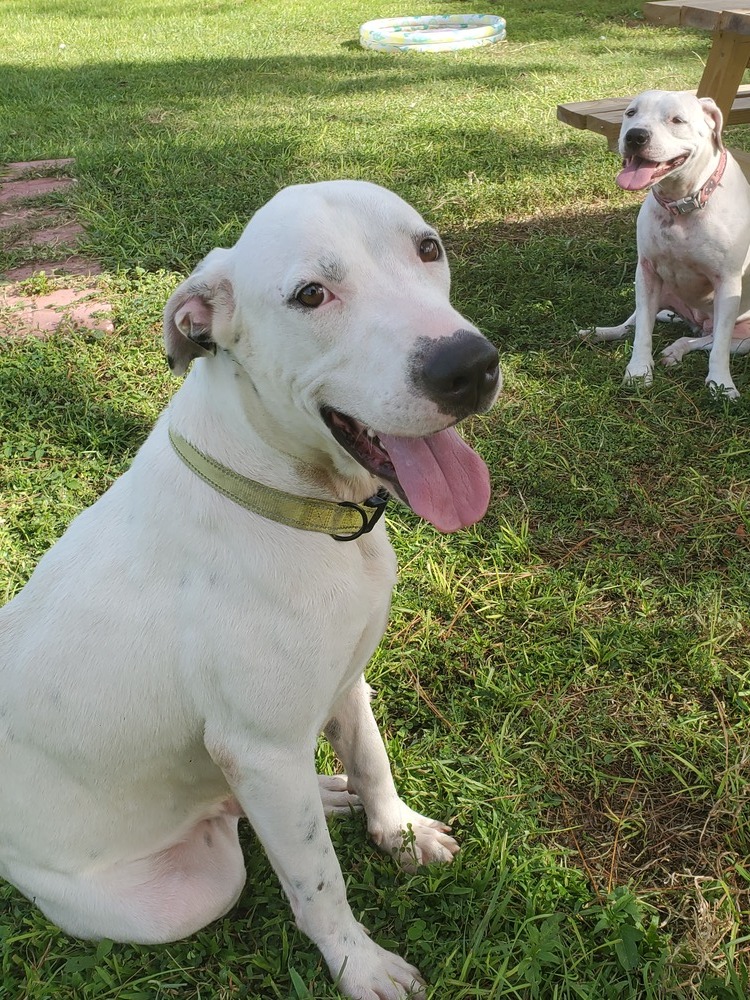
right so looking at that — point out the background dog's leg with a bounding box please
[625,262,661,384]
[325,677,459,872]
[705,285,743,398]
[579,311,635,342]
[661,333,714,367]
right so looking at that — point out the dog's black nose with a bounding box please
[624,127,650,149]
[415,329,499,417]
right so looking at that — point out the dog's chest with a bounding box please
[183,525,398,726]
[639,207,725,305]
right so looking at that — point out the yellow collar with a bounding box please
[168,427,388,541]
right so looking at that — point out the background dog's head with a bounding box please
[616,90,723,192]
[163,180,501,531]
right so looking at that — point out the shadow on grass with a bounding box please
[0,52,552,109]
[440,202,641,351]
[5,0,670,43]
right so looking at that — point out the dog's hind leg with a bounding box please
[579,311,636,342]
[325,677,459,872]
[317,773,361,815]
[7,807,246,944]
[661,333,715,366]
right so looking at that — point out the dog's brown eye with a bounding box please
[296,283,326,308]
[418,238,441,262]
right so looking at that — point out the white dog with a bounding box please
[582,89,750,398]
[0,181,501,999]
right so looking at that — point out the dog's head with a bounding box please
[616,90,723,192]
[163,181,501,532]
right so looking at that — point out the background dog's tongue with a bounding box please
[617,158,659,191]
[378,428,491,532]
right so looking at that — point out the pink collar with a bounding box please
[651,149,727,216]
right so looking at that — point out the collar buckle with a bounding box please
[671,191,704,215]
[653,148,727,217]
[332,489,389,542]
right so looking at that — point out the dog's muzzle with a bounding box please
[623,127,650,152]
[411,329,500,419]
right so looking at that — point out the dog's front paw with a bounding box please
[706,376,740,400]
[322,927,426,1000]
[370,805,460,872]
[623,361,653,386]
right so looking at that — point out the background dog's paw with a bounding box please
[318,773,362,816]
[370,806,460,872]
[623,363,653,386]
[322,928,426,1000]
[655,309,684,325]
[660,339,691,367]
[705,377,740,400]
[581,324,633,343]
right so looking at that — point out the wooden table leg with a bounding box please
[697,29,750,120]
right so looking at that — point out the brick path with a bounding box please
[0,159,113,337]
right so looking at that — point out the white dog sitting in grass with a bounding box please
[582,89,750,398]
[0,180,501,1000]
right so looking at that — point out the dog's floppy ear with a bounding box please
[163,248,234,376]
[699,97,724,150]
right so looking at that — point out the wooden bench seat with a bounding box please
[558,85,750,150]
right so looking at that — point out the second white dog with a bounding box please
[583,89,750,398]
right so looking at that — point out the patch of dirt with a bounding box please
[546,776,738,890]
[0,285,113,339]
[545,761,750,983]
[3,158,76,179]
[0,176,77,204]
[0,158,110,336]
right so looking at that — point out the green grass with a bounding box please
[2,1,750,997]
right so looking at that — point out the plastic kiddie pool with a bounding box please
[360,14,506,53]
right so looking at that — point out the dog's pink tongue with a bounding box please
[379,428,491,533]
[617,157,660,191]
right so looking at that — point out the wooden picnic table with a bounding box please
[558,1,750,170]
[643,1,750,121]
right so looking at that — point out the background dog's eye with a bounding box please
[296,283,326,308]
[625,108,636,118]
[418,238,441,262]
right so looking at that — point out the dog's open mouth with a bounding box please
[321,407,491,533]
[616,153,689,191]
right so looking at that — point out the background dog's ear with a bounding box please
[163,248,234,376]
[699,97,724,150]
